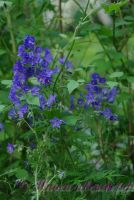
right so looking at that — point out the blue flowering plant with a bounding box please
[0,35,119,199]
[70,73,118,122]
[8,35,71,130]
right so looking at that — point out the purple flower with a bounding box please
[17,104,28,119]
[77,98,84,106]
[91,73,100,80]
[39,94,46,109]
[91,80,98,85]
[99,77,106,84]
[31,86,40,96]
[18,45,25,57]
[8,109,17,119]
[9,35,60,119]
[50,117,64,128]
[107,87,117,103]
[37,70,53,85]
[70,96,75,110]
[24,35,35,50]
[0,123,4,132]
[7,143,14,154]
[47,94,56,107]
[59,57,73,70]
[100,108,117,121]
[44,48,53,64]
[77,73,118,121]
[86,92,95,105]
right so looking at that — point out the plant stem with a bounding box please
[23,119,38,141]
[35,167,40,200]
[60,129,76,170]
[59,0,63,33]
[4,6,17,58]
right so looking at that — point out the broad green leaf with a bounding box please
[15,168,28,180]
[26,94,39,106]
[63,115,79,126]
[110,72,124,78]
[67,80,79,94]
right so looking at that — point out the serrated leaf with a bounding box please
[67,80,79,94]
[110,72,124,78]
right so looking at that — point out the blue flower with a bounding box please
[59,57,73,70]
[7,143,14,154]
[78,73,118,121]
[47,94,56,107]
[100,108,117,121]
[0,123,4,132]
[50,117,64,128]
[31,86,40,96]
[39,94,46,109]
[107,87,117,103]
[70,96,75,110]
[9,35,61,118]
[91,73,100,80]
[86,92,95,105]
[77,98,84,106]
[17,104,28,119]
[24,35,35,50]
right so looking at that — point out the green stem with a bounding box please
[4,6,17,57]
[35,167,40,200]
[23,119,38,141]
[60,129,76,170]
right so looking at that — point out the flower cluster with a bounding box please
[71,73,118,120]
[8,35,68,119]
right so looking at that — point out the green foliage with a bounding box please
[0,0,134,200]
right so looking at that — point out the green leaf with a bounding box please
[102,1,128,13]
[110,72,124,78]
[26,94,39,106]
[0,49,6,56]
[28,77,40,85]
[63,115,79,126]
[0,1,12,8]
[127,76,134,83]
[0,105,5,112]
[1,80,12,88]
[107,81,118,88]
[67,80,79,94]
[77,79,85,83]
[15,168,28,180]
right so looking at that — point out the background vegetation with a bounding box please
[0,0,134,199]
